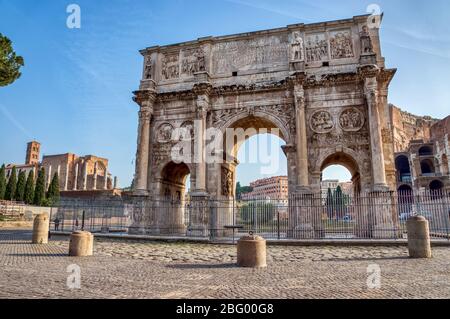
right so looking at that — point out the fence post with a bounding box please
[277,211,280,240]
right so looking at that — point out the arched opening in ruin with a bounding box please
[395,155,411,183]
[418,146,433,156]
[429,180,444,192]
[160,161,191,201]
[320,152,361,196]
[222,114,290,201]
[420,159,435,175]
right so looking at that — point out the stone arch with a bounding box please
[316,148,363,194]
[214,110,291,199]
[219,110,291,157]
[157,161,192,200]
[418,145,433,156]
[430,180,444,192]
[397,184,413,215]
[395,155,411,183]
[420,159,435,175]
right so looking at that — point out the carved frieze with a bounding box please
[161,53,180,80]
[221,167,233,196]
[212,35,288,74]
[181,48,206,76]
[180,121,195,140]
[339,108,365,132]
[157,123,174,143]
[310,110,334,134]
[305,33,328,63]
[329,30,354,59]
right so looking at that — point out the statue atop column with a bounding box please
[291,31,304,61]
[360,25,374,54]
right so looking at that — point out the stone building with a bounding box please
[241,176,289,200]
[394,115,450,193]
[5,142,118,195]
[130,14,399,236]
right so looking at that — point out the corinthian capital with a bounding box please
[196,94,210,118]
[133,89,157,109]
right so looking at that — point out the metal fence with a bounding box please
[49,189,450,241]
[0,201,25,221]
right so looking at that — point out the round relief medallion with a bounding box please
[310,110,334,134]
[157,123,174,143]
[180,121,195,141]
[339,108,365,132]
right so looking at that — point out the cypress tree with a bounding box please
[325,187,334,218]
[46,172,60,206]
[334,186,344,219]
[0,164,6,200]
[15,170,26,202]
[4,166,17,201]
[33,168,46,206]
[24,170,35,205]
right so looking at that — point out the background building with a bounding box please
[5,142,119,196]
[241,176,289,201]
[394,114,450,193]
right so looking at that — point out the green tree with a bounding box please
[33,168,46,206]
[334,186,345,219]
[4,166,17,201]
[46,172,60,206]
[235,182,253,200]
[0,164,6,200]
[325,187,334,218]
[15,170,26,202]
[0,33,24,87]
[24,170,35,205]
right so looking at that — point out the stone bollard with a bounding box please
[237,233,267,268]
[69,231,94,257]
[407,216,432,259]
[32,214,49,244]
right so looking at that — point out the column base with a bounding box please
[133,189,149,197]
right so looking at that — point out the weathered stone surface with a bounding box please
[407,216,432,259]
[69,231,94,257]
[32,214,49,244]
[131,15,397,234]
[2,230,450,299]
[237,234,267,268]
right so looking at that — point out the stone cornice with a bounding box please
[147,69,383,103]
[133,89,157,108]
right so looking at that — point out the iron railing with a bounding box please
[48,189,450,241]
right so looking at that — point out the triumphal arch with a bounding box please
[130,15,397,237]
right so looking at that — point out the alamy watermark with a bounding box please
[66,4,81,29]
[367,264,381,289]
[67,264,81,289]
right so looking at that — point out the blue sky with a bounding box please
[0,0,449,187]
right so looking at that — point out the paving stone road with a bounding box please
[1,229,449,299]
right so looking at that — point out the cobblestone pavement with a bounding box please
[1,229,449,299]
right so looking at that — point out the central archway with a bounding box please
[319,151,361,195]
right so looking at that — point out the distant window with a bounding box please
[418,146,433,156]
[232,71,238,77]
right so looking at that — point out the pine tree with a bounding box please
[24,170,35,205]
[15,171,26,202]
[46,172,60,206]
[33,168,46,206]
[4,166,17,201]
[0,164,6,200]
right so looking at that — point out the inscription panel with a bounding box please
[212,35,289,75]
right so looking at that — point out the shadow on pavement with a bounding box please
[167,263,238,269]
